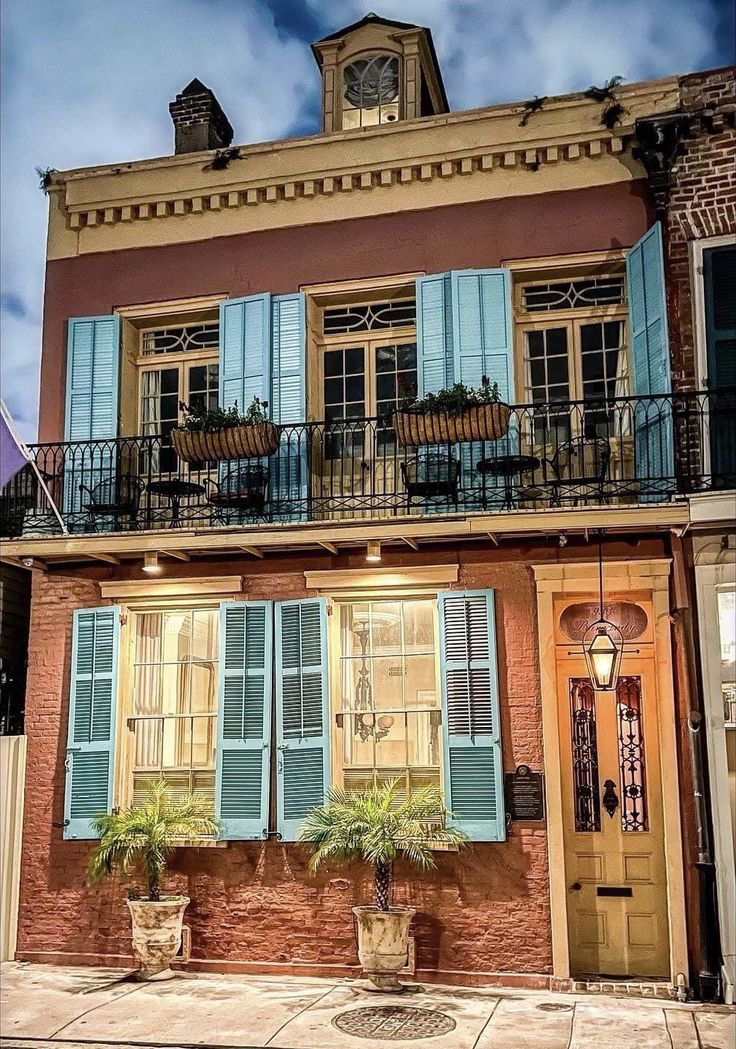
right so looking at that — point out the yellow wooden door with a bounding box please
[557,654,670,978]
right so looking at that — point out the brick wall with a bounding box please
[665,67,736,387]
[16,551,552,979]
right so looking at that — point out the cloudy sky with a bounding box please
[1,0,734,440]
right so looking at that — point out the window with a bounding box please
[128,607,219,813]
[335,598,442,800]
[342,54,400,129]
[137,320,220,472]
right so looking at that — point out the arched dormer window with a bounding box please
[342,54,400,129]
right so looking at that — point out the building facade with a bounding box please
[2,15,734,997]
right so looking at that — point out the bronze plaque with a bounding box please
[505,764,545,821]
[560,601,648,642]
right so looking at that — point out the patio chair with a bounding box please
[80,475,144,530]
[400,452,460,512]
[516,437,611,508]
[204,463,270,522]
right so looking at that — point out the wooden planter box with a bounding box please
[393,403,511,447]
[171,422,280,462]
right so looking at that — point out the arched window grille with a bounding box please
[343,55,400,128]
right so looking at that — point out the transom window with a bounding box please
[335,599,442,801]
[342,54,400,129]
[129,607,219,813]
[323,299,416,336]
[142,322,219,356]
[523,277,624,313]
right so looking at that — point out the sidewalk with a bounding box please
[1,962,733,1049]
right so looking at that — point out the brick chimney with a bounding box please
[168,78,234,154]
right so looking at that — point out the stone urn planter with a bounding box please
[353,905,416,991]
[127,897,190,981]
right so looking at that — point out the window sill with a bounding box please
[171,838,227,849]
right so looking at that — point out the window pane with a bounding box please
[397,344,417,370]
[376,346,396,372]
[324,350,343,377]
[324,377,343,406]
[161,368,179,395]
[345,348,364,375]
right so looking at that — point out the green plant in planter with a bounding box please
[399,375,501,416]
[177,396,270,433]
[88,782,219,901]
[299,781,469,911]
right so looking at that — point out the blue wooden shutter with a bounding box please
[439,590,505,841]
[417,273,454,394]
[63,606,120,839]
[626,224,674,501]
[219,295,271,411]
[215,601,272,840]
[275,598,329,841]
[451,270,516,507]
[64,316,120,520]
[270,294,307,521]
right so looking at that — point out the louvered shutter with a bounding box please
[439,590,505,841]
[703,245,736,486]
[64,316,120,521]
[270,294,307,522]
[417,272,454,394]
[275,598,330,841]
[451,270,516,507]
[215,602,272,840]
[63,607,120,839]
[626,224,674,502]
[219,295,272,410]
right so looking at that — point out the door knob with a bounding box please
[570,882,582,891]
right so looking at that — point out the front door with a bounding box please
[557,653,670,978]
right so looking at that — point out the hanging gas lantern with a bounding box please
[582,532,624,692]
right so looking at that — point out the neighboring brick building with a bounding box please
[2,14,734,998]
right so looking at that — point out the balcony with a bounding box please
[2,390,734,540]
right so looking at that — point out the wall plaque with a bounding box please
[504,765,545,821]
[560,601,648,642]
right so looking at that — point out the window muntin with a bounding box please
[525,327,570,404]
[342,54,400,129]
[129,608,219,812]
[335,598,442,800]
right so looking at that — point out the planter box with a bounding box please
[171,422,279,462]
[393,403,511,447]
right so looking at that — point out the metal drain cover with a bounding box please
[333,1006,457,1041]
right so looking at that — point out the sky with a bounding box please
[1,0,734,441]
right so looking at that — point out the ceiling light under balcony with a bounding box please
[143,551,162,575]
[366,540,382,564]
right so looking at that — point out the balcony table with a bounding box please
[476,453,542,510]
[146,478,205,527]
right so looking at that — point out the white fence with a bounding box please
[0,735,27,961]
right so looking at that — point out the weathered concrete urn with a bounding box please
[353,905,416,991]
[127,897,189,980]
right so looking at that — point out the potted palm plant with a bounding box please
[393,376,510,447]
[299,781,468,991]
[171,396,279,462]
[88,782,218,980]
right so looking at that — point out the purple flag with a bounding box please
[0,402,29,489]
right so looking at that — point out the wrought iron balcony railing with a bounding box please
[1,390,734,539]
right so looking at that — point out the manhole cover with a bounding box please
[333,1006,457,1041]
[537,1002,573,1012]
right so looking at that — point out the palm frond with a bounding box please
[87,783,221,897]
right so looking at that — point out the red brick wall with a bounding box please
[665,67,736,388]
[17,549,552,979]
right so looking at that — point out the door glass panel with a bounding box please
[140,367,180,473]
[580,320,629,438]
[570,678,601,832]
[616,676,648,832]
[323,346,366,459]
[374,342,417,451]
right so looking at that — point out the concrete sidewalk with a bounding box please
[1,962,734,1049]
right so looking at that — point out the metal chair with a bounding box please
[550,437,611,506]
[204,464,270,522]
[400,452,460,512]
[80,475,144,530]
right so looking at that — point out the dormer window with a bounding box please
[343,54,400,129]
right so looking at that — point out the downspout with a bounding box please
[670,533,722,1001]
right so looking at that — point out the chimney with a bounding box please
[169,78,234,155]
